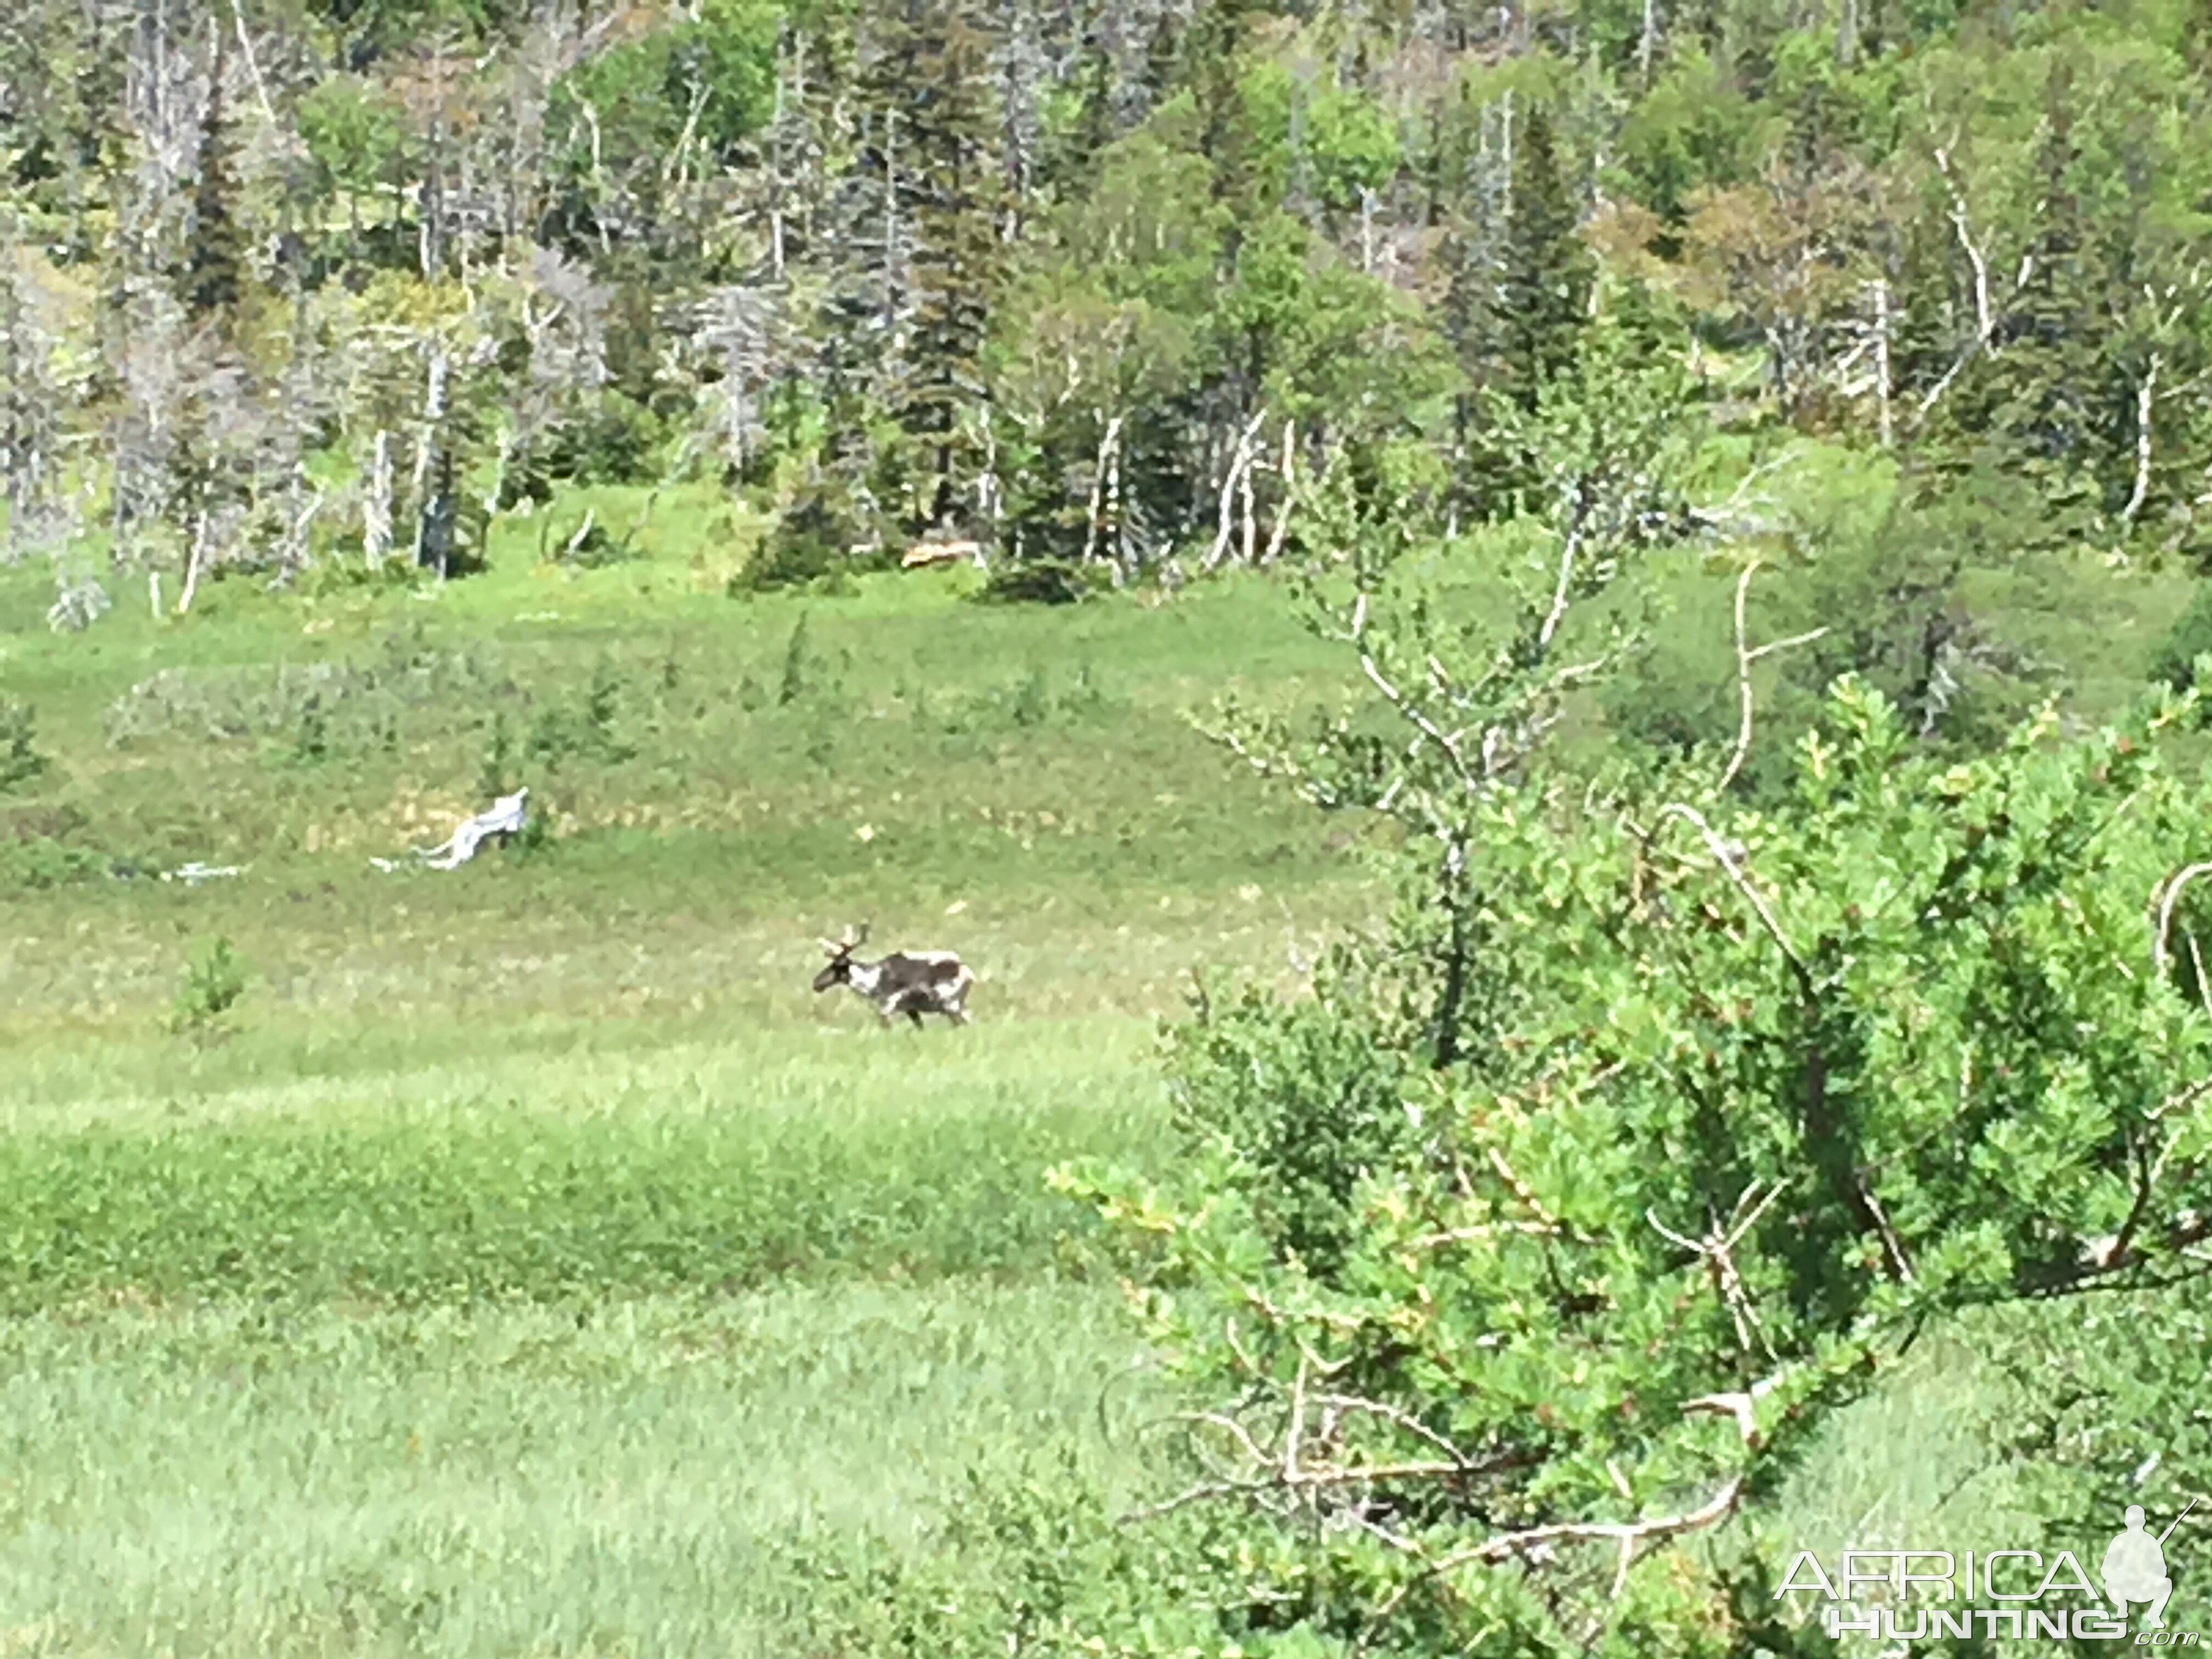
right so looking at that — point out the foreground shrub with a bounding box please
[1043,335,2212,1654]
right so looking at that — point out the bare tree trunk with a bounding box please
[769,35,790,279]
[979,404,1000,537]
[366,428,393,566]
[413,346,454,574]
[1107,423,1127,584]
[1083,413,1123,566]
[1263,419,1297,565]
[2121,354,2162,528]
[1240,437,1257,566]
[1204,413,1265,571]
[176,509,208,613]
[1871,279,1893,448]
[1637,0,1661,82]
[227,0,277,125]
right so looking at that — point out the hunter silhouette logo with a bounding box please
[1774,1497,2203,1643]
[2107,1501,2193,1633]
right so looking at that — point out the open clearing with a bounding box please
[0,510,2175,1653]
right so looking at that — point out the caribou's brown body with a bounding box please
[814,926,974,1026]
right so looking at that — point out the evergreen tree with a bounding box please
[182,36,249,321]
[1184,0,1256,224]
[1491,108,1591,410]
[1919,70,2107,540]
[869,0,1006,529]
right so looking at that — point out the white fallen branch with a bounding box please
[372,787,529,871]
[161,861,246,885]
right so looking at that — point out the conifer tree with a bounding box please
[182,35,248,322]
[1491,108,1591,411]
[868,0,1006,528]
[1920,70,2107,539]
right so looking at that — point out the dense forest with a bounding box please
[2,0,2208,627]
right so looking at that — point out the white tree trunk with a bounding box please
[1871,280,1894,449]
[176,510,208,614]
[1205,413,1266,571]
[1263,420,1297,565]
[1083,413,1123,566]
[366,429,394,566]
[2121,354,2162,528]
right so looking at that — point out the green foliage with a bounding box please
[1166,964,1418,1277]
[744,494,859,594]
[783,1456,1231,1658]
[0,698,50,790]
[540,391,668,487]
[476,707,518,799]
[777,611,814,705]
[1781,466,2056,751]
[2151,580,2212,692]
[167,936,249,1040]
[295,75,413,208]
[526,659,637,769]
[974,557,1101,607]
[1065,670,2212,1651]
[1240,58,1400,211]
[181,45,250,320]
[0,831,109,891]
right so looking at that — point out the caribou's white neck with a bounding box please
[847,959,887,997]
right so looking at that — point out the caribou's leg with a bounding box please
[906,1006,925,1029]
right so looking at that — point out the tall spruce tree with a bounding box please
[1920,69,2106,540]
[182,35,247,322]
[871,0,1005,529]
[1491,107,1591,411]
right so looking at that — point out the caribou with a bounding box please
[812,924,974,1027]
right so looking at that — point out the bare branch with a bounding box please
[1934,148,1993,347]
[2153,862,2212,979]
[1719,558,1828,793]
[1538,490,1588,652]
[2121,355,2163,529]
[1659,803,1813,994]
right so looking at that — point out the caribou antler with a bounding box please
[819,923,870,956]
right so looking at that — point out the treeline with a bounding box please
[0,0,2208,612]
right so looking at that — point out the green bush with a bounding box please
[974,557,1101,607]
[541,390,668,486]
[741,493,857,594]
[526,659,639,769]
[0,833,110,892]
[0,699,50,791]
[1164,964,1417,1278]
[167,937,250,1040]
[2150,579,2212,692]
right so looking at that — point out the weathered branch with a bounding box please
[1659,803,1813,996]
[2153,862,2212,978]
[1204,412,1267,571]
[2120,354,2162,528]
[1719,558,1829,793]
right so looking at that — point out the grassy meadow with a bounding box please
[0,498,1379,1656]
[0,481,2193,1654]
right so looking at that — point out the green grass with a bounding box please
[0,1033,1159,1312]
[0,524,1362,1654]
[0,1278,1159,1657]
[0,473,2194,1654]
